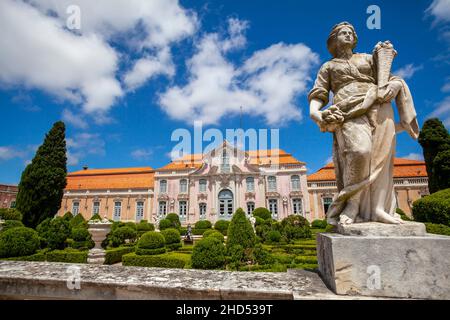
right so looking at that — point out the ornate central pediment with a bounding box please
[265,192,280,198]
[177,193,189,200]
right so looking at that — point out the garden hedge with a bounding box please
[214,220,230,235]
[0,227,40,258]
[104,246,136,265]
[0,208,22,221]
[202,229,224,242]
[122,252,188,268]
[425,222,450,236]
[192,237,226,269]
[136,231,166,255]
[252,207,272,220]
[412,188,450,226]
[46,248,88,263]
[1,220,24,231]
[311,219,328,229]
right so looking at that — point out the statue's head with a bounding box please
[327,22,358,57]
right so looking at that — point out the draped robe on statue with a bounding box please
[308,53,419,225]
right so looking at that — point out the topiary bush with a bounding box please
[122,252,188,268]
[46,248,88,263]
[252,207,272,220]
[0,208,23,221]
[166,213,181,229]
[214,220,230,235]
[311,219,328,229]
[253,243,275,265]
[104,246,135,265]
[161,228,182,250]
[1,220,24,231]
[202,229,225,243]
[195,220,212,229]
[62,211,73,220]
[136,231,166,255]
[226,208,256,250]
[281,215,311,240]
[396,208,412,221]
[226,244,244,270]
[266,230,282,243]
[90,213,102,221]
[192,237,226,269]
[425,222,450,236]
[69,214,87,229]
[70,227,94,249]
[159,218,173,231]
[412,188,450,226]
[0,227,40,258]
[37,216,71,250]
[109,226,137,247]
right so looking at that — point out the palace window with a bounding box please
[136,201,144,221]
[9,200,16,209]
[199,179,207,192]
[323,197,333,214]
[246,177,255,192]
[113,202,121,221]
[180,179,187,193]
[268,199,278,217]
[247,202,255,216]
[292,198,303,215]
[160,180,167,193]
[291,175,301,191]
[199,203,207,219]
[221,149,230,173]
[92,201,100,216]
[268,176,277,192]
[179,201,187,219]
[158,201,167,216]
[72,201,80,216]
[218,189,233,218]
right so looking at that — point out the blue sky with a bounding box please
[1,0,449,185]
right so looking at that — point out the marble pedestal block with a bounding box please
[317,223,450,299]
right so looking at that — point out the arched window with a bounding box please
[291,175,300,191]
[268,176,277,192]
[246,177,254,192]
[218,189,233,218]
[160,180,167,193]
[323,197,333,214]
[180,179,187,193]
[199,179,207,192]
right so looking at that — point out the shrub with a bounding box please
[396,208,412,221]
[266,230,282,243]
[69,227,94,250]
[0,208,22,221]
[226,208,256,250]
[226,244,244,270]
[252,207,272,220]
[46,248,87,263]
[0,227,40,258]
[1,220,24,231]
[253,243,275,265]
[136,231,166,255]
[311,219,328,229]
[122,252,188,268]
[179,227,187,236]
[281,215,311,240]
[37,216,71,250]
[62,211,73,220]
[104,246,135,265]
[69,214,87,229]
[90,213,102,221]
[203,229,224,242]
[325,224,336,233]
[195,220,212,229]
[254,217,265,226]
[109,226,137,247]
[136,221,154,232]
[412,188,450,226]
[161,228,182,250]
[425,223,450,236]
[192,237,226,269]
[214,220,230,235]
[166,213,181,229]
[192,228,209,235]
[159,219,173,230]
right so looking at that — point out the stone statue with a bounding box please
[153,215,161,231]
[309,22,419,226]
[249,216,256,232]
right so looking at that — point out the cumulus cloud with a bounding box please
[426,0,450,26]
[62,109,88,129]
[429,96,450,127]
[159,18,319,125]
[66,133,105,166]
[0,147,26,161]
[393,64,423,80]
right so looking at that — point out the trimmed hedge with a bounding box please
[46,248,88,263]
[37,217,71,250]
[122,252,188,268]
[109,226,137,247]
[69,214,87,228]
[192,237,226,269]
[202,229,224,243]
[311,219,328,229]
[0,208,22,221]
[137,231,165,255]
[105,246,136,265]
[226,208,256,250]
[266,230,282,243]
[159,219,173,230]
[195,220,212,229]
[252,207,272,220]
[396,208,412,221]
[136,221,155,233]
[281,215,311,240]
[1,220,24,231]
[412,188,450,226]
[192,228,209,235]
[166,213,182,229]
[90,213,102,221]
[425,222,450,236]
[161,228,182,251]
[214,220,230,235]
[0,227,40,258]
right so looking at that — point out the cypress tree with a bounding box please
[418,118,450,194]
[16,121,67,228]
[226,208,256,250]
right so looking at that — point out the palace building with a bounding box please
[58,141,429,224]
[0,184,18,209]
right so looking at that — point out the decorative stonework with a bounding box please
[289,191,303,198]
[245,192,256,200]
[177,194,189,200]
[265,192,280,198]
[197,193,207,201]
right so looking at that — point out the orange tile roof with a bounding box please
[308,158,427,182]
[66,167,154,190]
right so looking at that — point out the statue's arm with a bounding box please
[309,98,324,125]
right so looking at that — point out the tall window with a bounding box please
[246,177,255,192]
[136,201,144,221]
[292,198,303,215]
[199,203,206,219]
[113,201,121,221]
[10,200,16,208]
[199,179,207,192]
[158,201,167,216]
[180,179,187,193]
[268,176,277,192]
[247,202,255,216]
[221,149,230,173]
[218,189,233,218]
[323,197,333,214]
[160,180,167,193]
[268,199,278,217]
[179,201,187,219]
[72,201,80,215]
[291,175,300,191]
[92,201,100,216]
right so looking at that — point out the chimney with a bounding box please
[83,165,88,170]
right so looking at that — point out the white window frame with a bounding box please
[246,177,255,192]
[158,201,167,216]
[180,179,187,193]
[199,203,207,218]
[247,202,255,216]
[92,201,100,216]
[136,201,144,221]
[72,201,80,216]
[179,201,187,219]
[292,198,303,215]
[291,175,301,191]
[268,199,278,217]
[268,176,277,192]
[160,180,167,193]
[199,179,207,193]
[113,201,121,221]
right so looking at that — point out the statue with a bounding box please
[249,216,256,232]
[309,22,419,226]
[184,224,193,245]
[153,215,161,231]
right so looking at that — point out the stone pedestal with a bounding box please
[317,222,450,299]
[87,220,112,265]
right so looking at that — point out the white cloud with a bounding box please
[324,156,333,165]
[131,148,153,160]
[62,109,88,129]
[402,153,424,161]
[0,147,25,161]
[159,18,319,125]
[393,64,423,80]
[426,0,450,25]
[429,96,450,127]
[66,133,106,166]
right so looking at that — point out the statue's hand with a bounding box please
[379,81,402,103]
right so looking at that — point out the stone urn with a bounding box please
[87,218,112,264]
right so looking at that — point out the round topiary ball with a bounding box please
[195,220,212,230]
[202,229,224,243]
[214,220,230,235]
[192,237,226,269]
[252,207,272,220]
[0,227,40,258]
[136,231,166,255]
[159,218,173,231]
[161,228,181,244]
[71,227,90,242]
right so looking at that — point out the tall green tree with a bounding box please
[16,121,67,228]
[418,118,450,194]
